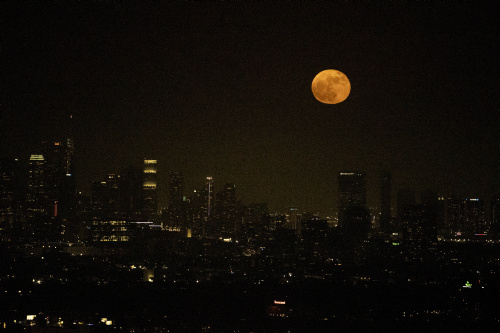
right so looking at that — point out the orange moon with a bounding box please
[311,69,351,104]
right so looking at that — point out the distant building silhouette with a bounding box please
[215,183,241,239]
[397,189,416,231]
[338,172,367,226]
[119,166,143,218]
[26,154,47,217]
[402,204,438,262]
[338,172,370,238]
[0,158,21,233]
[445,195,486,236]
[380,171,391,233]
[91,174,120,218]
[166,171,185,230]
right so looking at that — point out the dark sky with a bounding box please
[2,1,498,215]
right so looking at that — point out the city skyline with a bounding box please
[1,2,498,214]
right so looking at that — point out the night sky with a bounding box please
[2,2,498,214]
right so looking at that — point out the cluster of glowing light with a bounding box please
[274,300,286,305]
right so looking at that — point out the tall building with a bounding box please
[119,166,143,218]
[142,159,158,221]
[338,172,370,239]
[41,141,66,217]
[380,171,391,233]
[215,183,241,238]
[0,158,20,228]
[62,137,76,216]
[397,189,416,231]
[462,198,486,235]
[26,154,47,217]
[445,196,486,236]
[491,192,500,236]
[200,176,214,236]
[243,203,269,241]
[445,194,462,236]
[166,171,185,229]
[29,140,76,218]
[301,216,329,259]
[403,204,438,262]
[91,174,120,218]
[338,172,367,223]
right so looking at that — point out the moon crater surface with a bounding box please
[311,69,351,104]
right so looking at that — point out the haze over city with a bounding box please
[2,1,497,213]
[1,2,499,332]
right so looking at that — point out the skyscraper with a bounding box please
[119,166,143,218]
[380,171,391,233]
[338,172,370,239]
[215,183,241,238]
[462,198,486,236]
[491,192,500,236]
[0,158,20,228]
[26,154,47,217]
[166,171,185,229]
[403,204,438,262]
[397,189,416,232]
[200,176,214,236]
[91,174,120,218]
[142,159,158,221]
[41,141,66,217]
[338,172,367,225]
[445,196,486,236]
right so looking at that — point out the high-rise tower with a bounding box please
[167,171,184,229]
[380,171,391,233]
[216,183,240,237]
[26,154,47,217]
[142,159,158,221]
[338,171,369,239]
[119,166,143,218]
[200,176,214,236]
[0,158,20,227]
[338,172,367,225]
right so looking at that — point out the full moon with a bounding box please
[311,69,351,104]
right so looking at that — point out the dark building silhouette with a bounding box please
[445,195,486,236]
[338,172,369,238]
[402,204,438,262]
[26,154,47,217]
[119,166,143,218]
[445,194,462,236]
[338,172,367,225]
[286,206,301,236]
[166,171,185,229]
[91,174,120,218]
[215,183,242,239]
[462,198,486,236]
[397,189,416,231]
[380,171,391,233]
[243,203,269,241]
[301,216,329,259]
[40,140,75,218]
[0,158,21,234]
[200,176,214,236]
[491,192,500,236]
